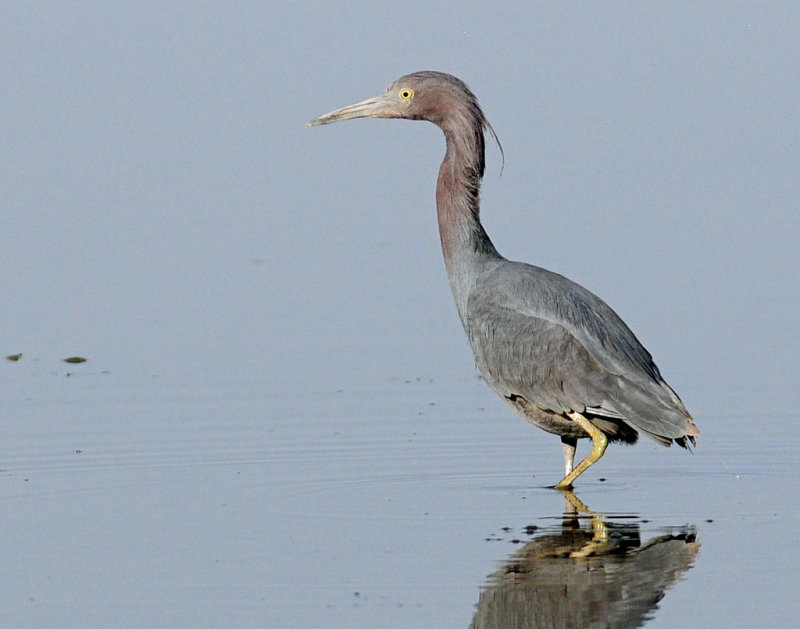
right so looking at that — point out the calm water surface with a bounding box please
[2,361,797,628]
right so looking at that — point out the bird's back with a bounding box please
[465,260,696,446]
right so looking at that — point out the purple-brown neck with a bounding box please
[435,105,502,325]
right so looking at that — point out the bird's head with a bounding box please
[307,71,478,127]
[307,71,503,173]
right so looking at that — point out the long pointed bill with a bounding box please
[306,94,393,127]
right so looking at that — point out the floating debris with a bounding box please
[6,353,22,361]
[63,356,87,364]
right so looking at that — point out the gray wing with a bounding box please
[465,261,693,444]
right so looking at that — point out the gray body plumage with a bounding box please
[308,70,698,485]
[463,259,692,447]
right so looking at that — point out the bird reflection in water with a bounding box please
[470,492,700,629]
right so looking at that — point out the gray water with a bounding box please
[3,3,799,628]
[3,362,797,627]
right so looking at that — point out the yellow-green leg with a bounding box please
[553,412,608,490]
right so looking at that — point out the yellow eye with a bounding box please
[399,88,414,100]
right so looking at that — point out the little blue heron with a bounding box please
[308,71,699,489]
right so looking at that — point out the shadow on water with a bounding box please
[470,492,700,629]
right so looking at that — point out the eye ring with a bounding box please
[399,88,414,100]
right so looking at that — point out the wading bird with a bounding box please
[308,71,698,488]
